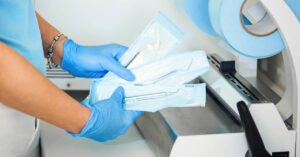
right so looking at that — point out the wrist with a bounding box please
[53,35,68,65]
[60,39,80,71]
[70,105,92,134]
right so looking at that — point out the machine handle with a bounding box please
[237,101,272,157]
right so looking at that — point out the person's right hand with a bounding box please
[61,39,135,80]
[68,87,143,142]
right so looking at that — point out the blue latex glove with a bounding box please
[69,87,143,142]
[61,39,135,81]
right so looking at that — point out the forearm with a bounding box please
[0,42,90,133]
[36,13,66,65]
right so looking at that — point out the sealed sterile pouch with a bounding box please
[89,51,209,103]
[134,51,209,85]
[90,83,206,112]
[125,12,185,68]
[103,12,184,80]
[126,84,206,112]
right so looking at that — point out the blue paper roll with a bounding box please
[175,0,217,36]
[286,0,300,21]
[209,0,224,37]
[176,0,298,58]
[210,0,285,58]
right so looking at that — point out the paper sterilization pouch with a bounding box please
[90,83,206,112]
[89,51,209,105]
[103,12,184,79]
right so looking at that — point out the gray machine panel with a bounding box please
[136,91,242,157]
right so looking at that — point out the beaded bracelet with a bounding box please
[47,33,64,69]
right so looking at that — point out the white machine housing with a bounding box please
[170,0,300,156]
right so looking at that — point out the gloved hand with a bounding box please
[68,87,143,142]
[61,39,135,81]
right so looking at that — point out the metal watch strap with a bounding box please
[47,33,64,69]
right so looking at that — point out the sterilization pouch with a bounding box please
[104,12,184,80]
[90,51,209,105]
[90,83,206,112]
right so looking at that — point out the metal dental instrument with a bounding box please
[140,59,194,85]
[125,89,181,103]
[125,51,141,68]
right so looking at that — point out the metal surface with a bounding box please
[135,54,281,157]
[46,65,74,79]
[248,77,281,105]
[136,91,242,157]
[46,62,91,91]
[199,54,271,121]
[208,55,269,103]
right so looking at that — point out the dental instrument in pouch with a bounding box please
[139,58,194,85]
[125,51,141,68]
[124,89,181,104]
[125,40,162,69]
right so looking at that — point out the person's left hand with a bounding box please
[68,87,143,142]
[61,39,135,81]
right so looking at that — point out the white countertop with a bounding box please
[40,121,156,157]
